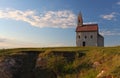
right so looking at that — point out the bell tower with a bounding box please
[77,12,83,26]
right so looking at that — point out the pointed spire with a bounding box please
[78,12,83,26]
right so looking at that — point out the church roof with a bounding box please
[76,24,98,32]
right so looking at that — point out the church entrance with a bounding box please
[83,41,86,46]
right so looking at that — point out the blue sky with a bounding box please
[0,0,120,48]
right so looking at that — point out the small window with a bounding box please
[78,36,80,39]
[85,36,87,39]
[91,35,93,39]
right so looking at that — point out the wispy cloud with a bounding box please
[0,36,40,48]
[83,22,97,24]
[100,12,116,20]
[100,30,120,36]
[0,8,76,28]
[0,37,7,42]
[0,36,70,48]
[117,1,120,5]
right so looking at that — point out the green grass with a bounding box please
[0,46,120,78]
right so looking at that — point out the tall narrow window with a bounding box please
[85,36,87,39]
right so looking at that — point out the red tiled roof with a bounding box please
[76,24,98,32]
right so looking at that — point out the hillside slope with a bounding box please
[0,46,120,78]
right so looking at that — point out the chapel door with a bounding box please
[83,41,86,46]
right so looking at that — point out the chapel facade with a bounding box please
[76,13,104,47]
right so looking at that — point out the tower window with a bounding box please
[85,36,87,39]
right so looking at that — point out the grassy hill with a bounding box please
[0,46,120,78]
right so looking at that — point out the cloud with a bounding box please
[100,30,120,36]
[0,37,38,48]
[117,1,120,5]
[100,12,116,20]
[0,38,7,42]
[0,8,76,28]
[83,22,97,24]
[0,36,70,48]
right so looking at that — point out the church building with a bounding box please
[76,13,104,47]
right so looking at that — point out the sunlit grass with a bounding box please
[0,46,120,77]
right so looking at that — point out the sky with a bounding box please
[0,0,120,48]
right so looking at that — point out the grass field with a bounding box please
[0,46,120,78]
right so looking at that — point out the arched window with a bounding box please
[78,36,80,39]
[85,36,87,39]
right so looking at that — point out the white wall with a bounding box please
[76,31,98,46]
